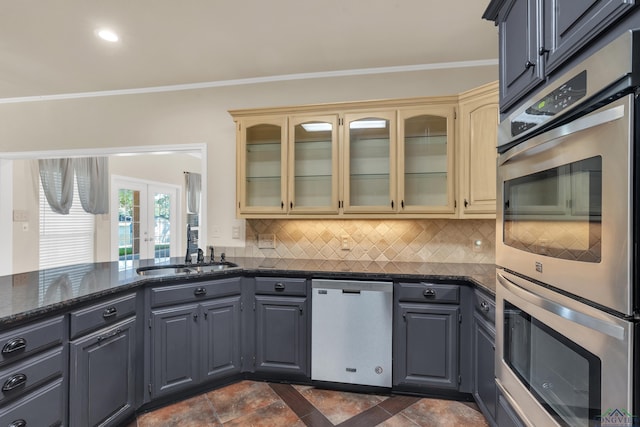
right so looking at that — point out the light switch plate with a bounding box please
[13,210,28,222]
[258,234,276,249]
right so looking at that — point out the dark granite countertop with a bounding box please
[0,257,496,327]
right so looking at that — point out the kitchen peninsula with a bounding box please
[0,257,496,427]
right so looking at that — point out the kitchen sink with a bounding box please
[136,261,240,276]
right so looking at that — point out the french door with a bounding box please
[111,177,180,265]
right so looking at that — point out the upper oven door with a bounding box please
[497,94,633,316]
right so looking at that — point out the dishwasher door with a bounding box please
[311,279,393,387]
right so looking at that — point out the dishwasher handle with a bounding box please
[342,289,361,295]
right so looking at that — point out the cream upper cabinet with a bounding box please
[231,82,498,219]
[397,106,456,216]
[342,112,397,213]
[457,82,499,218]
[236,116,288,215]
[288,115,339,214]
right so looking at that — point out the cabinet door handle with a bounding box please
[97,328,122,343]
[525,60,535,70]
[102,306,118,319]
[480,301,490,312]
[274,282,286,291]
[8,419,26,427]
[423,289,436,298]
[464,199,469,208]
[391,200,394,209]
[2,373,27,392]
[290,201,293,209]
[194,287,207,296]
[539,47,549,56]
[281,201,284,209]
[401,200,405,209]
[2,338,27,354]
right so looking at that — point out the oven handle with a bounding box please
[497,272,626,340]
[500,102,626,165]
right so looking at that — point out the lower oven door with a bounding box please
[496,270,634,427]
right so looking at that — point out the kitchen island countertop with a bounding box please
[0,257,497,326]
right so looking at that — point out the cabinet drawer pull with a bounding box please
[2,338,27,354]
[97,328,122,343]
[423,289,436,298]
[194,287,207,296]
[8,420,26,427]
[480,301,490,312]
[102,306,118,319]
[2,373,27,392]
[274,282,286,291]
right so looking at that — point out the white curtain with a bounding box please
[185,172,201,214]
[75,157,109,214]
[39,158,74,214]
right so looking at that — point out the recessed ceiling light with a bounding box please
[96,29,119,42]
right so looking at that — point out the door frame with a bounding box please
[111,175,182,262]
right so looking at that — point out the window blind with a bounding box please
[39,175,95,270]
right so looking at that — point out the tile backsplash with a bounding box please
[218,219,495,264]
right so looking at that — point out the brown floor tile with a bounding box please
[300,410,335,427]
[376,413,421,427]
[223,401,305,427]
[137,395,220,427]
[205,380,282,424]
[399,398,489,427]
[298,387,388,425]
[377,396,421,415]
[337,405,392,427]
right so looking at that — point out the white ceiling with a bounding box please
[0,0,498,100]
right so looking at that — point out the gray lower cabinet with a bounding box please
[148,277,242,399]
[497,389,526,427]
[472,289,497,427]
[253,277,309,379]
[69,316,137,427]
[0,316,66,427]
[393,282,461,391]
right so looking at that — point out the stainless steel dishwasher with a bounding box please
[311,279,393,387]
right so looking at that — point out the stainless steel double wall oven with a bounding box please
[496,30,640,427]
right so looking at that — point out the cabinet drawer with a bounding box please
[69,293,137,340]
[150,277,242,307]
[0,317,64,366]
[255,277,306,296]
[0,379,64,427]
[0,348,63,404]
[396,282,459,304]
[474,289,495,324]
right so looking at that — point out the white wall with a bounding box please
[0,66,498,268]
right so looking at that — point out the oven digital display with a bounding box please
[511,71,588,137]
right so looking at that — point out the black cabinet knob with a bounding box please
[423,289,436,298]
[274,282,286,291]
[2,338,26,354]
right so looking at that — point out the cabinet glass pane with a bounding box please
[294,122,332,207]
[403,115,448,206]
[349,118,390,206]
[246,124,281,207]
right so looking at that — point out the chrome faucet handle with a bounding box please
[208,246,215,263]
[197,248,205,264]
[220,252,226,262]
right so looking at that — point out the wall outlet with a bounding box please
[13,210,28,222]
[341,235,350,251]
[258,234,276,249]
[232,226,241,239]
[211,225,221,238]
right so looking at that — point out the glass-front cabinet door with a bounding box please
[343,112,397,213]
[288,115,339,214]
[237,116,288,215]
[397,106,455,214]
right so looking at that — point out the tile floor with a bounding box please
[132,380,489,427]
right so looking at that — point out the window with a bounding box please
[39,176,95,269]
